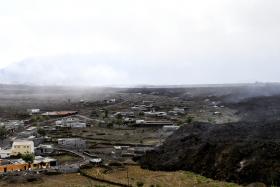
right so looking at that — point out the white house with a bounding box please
[0,148,11,158]
[27,109,40,115]
[11,140,34,156]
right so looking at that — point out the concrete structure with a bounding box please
[131,105,150,111]
[144,111,167,117]
[0,120,24,133]
[162,125,180,132]
[32,156,57,169]
[104,98,116,104]
[41,111,78,117]
[0,159,27,173]
[18,126,37,138]
[0,149,11,159]
[66,122,86,128]
[55,118,86,128]
[0,156,57,173]
[173,107,185,114]
[112,146,153,158]
[136,120,173,127]
[114,112,135,118]
[58,138,86,150]
[35,144,54,155]
[27,109,40,115]
[11,140,34,156]
[168,107,185,116]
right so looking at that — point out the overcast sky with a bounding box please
[0,0,280,85]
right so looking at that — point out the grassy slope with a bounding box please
[83,166,241,187]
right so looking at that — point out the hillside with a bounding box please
[138,121,280,185]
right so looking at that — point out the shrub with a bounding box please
[136,181,144,187]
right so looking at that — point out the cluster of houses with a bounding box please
[112,145,154,158]
[57,138,87,150]
[0,140,57,173]
[107,101,185,131]
[55,117,87,129]
[0,156,57,173]
[0,137,87,174]
[27,108,79,118]
[104,98,116,104]
[0,120,24,134]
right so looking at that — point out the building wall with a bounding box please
[0,162,56,173]
[0,163,29,172]
[11,143,34,156]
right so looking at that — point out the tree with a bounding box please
[37,128,46,136]
[0,126,7,142]
[21,153,35,163]
[139,111,145,117]
[136,181,144,187]
[186,116,194,124]
[116,113,122,120]
[104,109,109,118]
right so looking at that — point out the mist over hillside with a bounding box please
[0,55,129,86]
[1,53,280,86]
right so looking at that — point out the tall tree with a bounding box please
[0,126,7,143]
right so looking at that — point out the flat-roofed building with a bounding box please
[11,140,34,156]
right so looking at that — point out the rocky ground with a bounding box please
[138,120,280,185]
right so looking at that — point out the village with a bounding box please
[0,89,240,186]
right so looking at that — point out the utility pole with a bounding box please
[127,166,130,186]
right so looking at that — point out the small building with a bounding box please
[32,156,57,169]
[135,120,173,127]
[90,158,102,165]
[162,125,180,132]
[57,138,86,150]
[11,140,34,156]
[131,105,149,112]
[35,144,54,155]
[27,109,40,115]
[41,111,78,117]
[0,159,28,173]
[0,156,57,173]
[213,111,222,115]
[173,107,185,114]
[104,98,116,104]
[55,118,86,128]
[114,112,135,118]
[66,122,87,128]
[0,149,11,159]
[144,111,167,117]
[18,127,37,138]
[124,118,135,124]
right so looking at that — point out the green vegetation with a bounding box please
[114,117,123,127]
[186,116,194,124]
[104,109,109,118]
[37,127,46,136]
[31,115,50,122]
[0,126,7,142]
[136,181,144,187]
[21,153,35,163]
